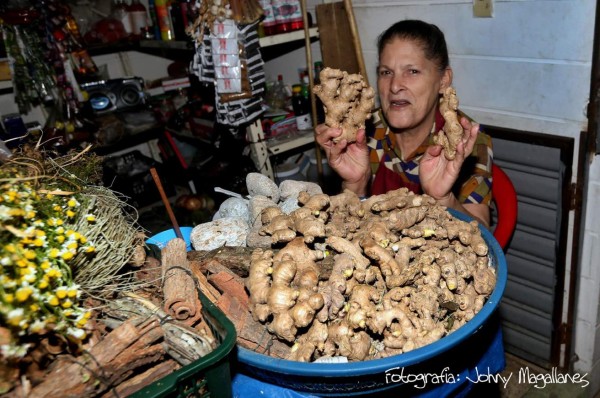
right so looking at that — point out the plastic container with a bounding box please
[274,162,304,185]
[236,208,508,396]
[127,0,148,38]
[258,0,278,36]
[145,227,195,251]
[136,227,237,398]
[131,288,237,398]
[306,150,332,183]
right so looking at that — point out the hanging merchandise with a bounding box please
[189,1,266,126]
[2,0,101,149]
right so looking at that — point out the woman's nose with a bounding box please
[390,74,404,93]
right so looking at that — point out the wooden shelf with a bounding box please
[258,27,319,48]
[0,80,12,95]
[267,129,315,155]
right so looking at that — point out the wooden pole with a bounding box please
[301,0,324,180]
[344,0,368,84]
[150,167,182,239]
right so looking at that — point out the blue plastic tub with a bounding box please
[235,209,508,396]
[146,227,194,252]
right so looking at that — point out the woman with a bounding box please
[315,20,492,228]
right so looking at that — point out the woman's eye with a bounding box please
[378,69,391,77]
[409,69,420,75]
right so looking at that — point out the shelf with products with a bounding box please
[247,5,321,180]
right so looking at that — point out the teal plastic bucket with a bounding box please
[146,227,194,252]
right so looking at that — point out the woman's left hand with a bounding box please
[419,117,479,202]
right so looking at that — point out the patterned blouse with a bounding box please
[367,109,493,205]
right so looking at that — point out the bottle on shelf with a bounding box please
[112,0,133,37]
[292,84,312,131]
[300,71,310,99]
[286,0,304,32]
[180,0,195,34]
[268,74,289,111]
[271,0,290,34]
[127,0,148,39]
[147,0,162,40]
[272,0,304,33]
[154,0,175,41]
[258,0,277,37]
[169,0,187,41]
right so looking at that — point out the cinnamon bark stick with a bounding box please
[28,317,165,398]
[162,238,203,326]
[100,359,180,398]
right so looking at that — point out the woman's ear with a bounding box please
[439,68,453,92]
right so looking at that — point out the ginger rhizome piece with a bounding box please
[313,67,376,143]
[434,86,463,160]
[247,188,496,362]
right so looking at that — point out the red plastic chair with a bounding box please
[491,163,518,250]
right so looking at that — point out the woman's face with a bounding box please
[377,37,450,133]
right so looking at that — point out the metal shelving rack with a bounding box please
[247,5,320,180]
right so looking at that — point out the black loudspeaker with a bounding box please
[81,77,145,114]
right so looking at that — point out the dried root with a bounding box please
[247,189,497,362]
[313,67,376,143]
[434,86,463,160]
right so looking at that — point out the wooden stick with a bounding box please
[150,167,182,239]
[301,0,324,181]
[344,0,368,85]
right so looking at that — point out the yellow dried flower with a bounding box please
[47,295,59,306]
[62,251,74,261]
[16,287,33,302]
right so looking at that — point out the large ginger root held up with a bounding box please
[313,67,376,143]
[434,86,463,160]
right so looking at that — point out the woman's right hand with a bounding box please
[315,124,371,195]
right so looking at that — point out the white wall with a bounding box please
[286,0,600,392]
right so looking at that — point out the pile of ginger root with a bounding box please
[245,188,496,362]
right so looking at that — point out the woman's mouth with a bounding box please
[390,99,410,108]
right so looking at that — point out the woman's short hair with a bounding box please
[377,20,450,70]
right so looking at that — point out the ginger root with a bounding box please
[246,189,497,362]
[313,67,375,143]
[434,86,463,160]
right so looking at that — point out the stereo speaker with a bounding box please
[81,77,145,114]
